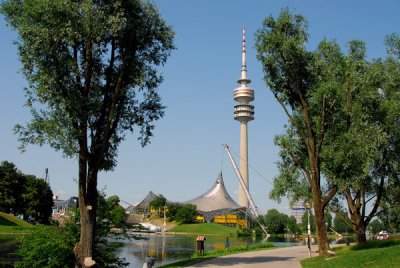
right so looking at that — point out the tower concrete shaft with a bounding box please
[233,26,254,208]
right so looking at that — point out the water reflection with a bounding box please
[116,234,301,267]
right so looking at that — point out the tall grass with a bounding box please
[352,236,400,250]
[302,237,400,268]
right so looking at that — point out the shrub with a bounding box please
[15,225,76,268]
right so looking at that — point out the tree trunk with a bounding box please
[74,155,98,268]
[355,225,367,243]
[74,203,95,268]
[313,197,330,255]
[351,212,367,244]
[344,188,369,244]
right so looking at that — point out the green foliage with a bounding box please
[252,226,265,237]
[236,227,254,237]
[1,0,175,165]
[175,204,198,224]
[166,201,198,223]
[0,161,26,215]
[255,8,343,250]
[236,226,265,237]
[301,210,316,233]
[369,219,384,234]
[22,176,53,224]
[378,200,400,233]
[149,195,167,214]
[269,132,311,203]
[261,209,288,234]
[1,0,175,262]
[256,8,400,247]
[255,8,314,108]
[286,216,300,234]
[15,225,76,268]
[103,195,127,228]
[0,161,53,224]
[69,203,129,268]
[14,193,128,268]
[165,202,183,220]
[333,214,353,234]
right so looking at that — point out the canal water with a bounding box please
[116,234,302,267]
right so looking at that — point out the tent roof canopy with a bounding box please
[185,172,241,212]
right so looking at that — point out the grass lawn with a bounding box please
[301,237,400,268]
[168,222,239,235]
[0,212,34,266]
[0,212,33,234]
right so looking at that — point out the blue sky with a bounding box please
[1,0,399,214]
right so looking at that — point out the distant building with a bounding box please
[52,196,78,215]
[291,201,306,224]
[127,191,159,215]
[52,196,78,225]
[185,172,246,227]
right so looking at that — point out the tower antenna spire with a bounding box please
[233,26,255,209]
[241,25,247,80]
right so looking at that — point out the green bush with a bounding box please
[175,204,198,224]
[14,194,129,268]
[15,225,76,268]
[237,227,253,237]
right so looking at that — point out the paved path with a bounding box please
[185,245,317,268]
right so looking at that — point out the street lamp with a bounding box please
[163,205,167,233]
[305,202,311,258]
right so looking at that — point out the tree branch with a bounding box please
[366,175,385,225]
[322,186,337,209]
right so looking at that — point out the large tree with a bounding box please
[261,209,288,234]
[0,161,53,223]
[320,41,386,244]
[1,0,174,267]
[23,175,54,224]
[377,33,400,234]
[149,194,166,215]
[323,36,400,243]
[255,9,340,254]
[256,8,400,252]
[0,161,25,214]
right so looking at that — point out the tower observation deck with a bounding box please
[234,26,254,208]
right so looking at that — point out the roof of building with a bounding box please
[134,191,159,210]
[185,172,241,212]
[53,197,78,209]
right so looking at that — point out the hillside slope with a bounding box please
[0,212,32,228]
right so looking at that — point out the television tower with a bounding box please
[233,26,254,208]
